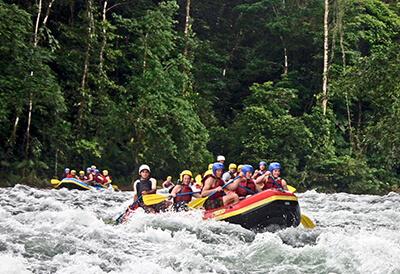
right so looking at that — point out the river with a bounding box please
[0,185,399,274]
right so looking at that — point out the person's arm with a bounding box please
[146,178,157,194]
[252,170,259,179]
[281,179,288,190]
[225,176,242,191]
[170,185,181,197]
[133,180,138,200]
[201,177,222,197]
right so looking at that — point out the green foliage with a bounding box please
[228,82,312,184]
[0,0,399,193]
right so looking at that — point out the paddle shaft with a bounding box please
[175,191,200,197]
[115,195,142,224]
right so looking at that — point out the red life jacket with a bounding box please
[262,176,284,190]
[202,174,224,200]
[97,175,109,184]
[253,169,267,179]
[94,174,103,184]
[66,174,74,178]
[78,175,86,181]
[174,185,193,203]
[235,178,256,197]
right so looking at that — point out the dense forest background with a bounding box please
[0,0,399,193]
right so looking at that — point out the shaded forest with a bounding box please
[0,0,399,193]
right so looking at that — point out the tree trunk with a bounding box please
[79,0,94,126]
[142,33,148,74]
[283,42,288,76]
[25,0,43,159]
[322,0,329,115]
[9,116,20,149]
[182,0,191,95]
[183,0,191,57]
[99,0,108,74]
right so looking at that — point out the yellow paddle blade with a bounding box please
[142,194,169,206]
[287,185,297,193]
[301,214,316,229]
[112,185,119,191]
[50,179,60,186]
[188,196,208,209]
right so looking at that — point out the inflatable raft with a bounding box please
[54,178,114,191]
[203,189,301,230]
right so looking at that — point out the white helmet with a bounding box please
[138,164,150,174]
[217,155,225,162]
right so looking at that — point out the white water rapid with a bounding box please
[0,185,399,274]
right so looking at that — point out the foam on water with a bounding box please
[0,185,399,274]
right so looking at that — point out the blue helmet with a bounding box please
[212,162,224,176]
[241,165,254,175]
[259,161,267,167]
[64,168,70,173]
[268,162,281,172]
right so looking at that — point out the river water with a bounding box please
[0,185,399,274]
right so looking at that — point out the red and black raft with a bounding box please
[203,189,301,230]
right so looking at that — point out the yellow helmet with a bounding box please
[228,163,237,170]
[102,170,109,176]
[79,170,85,175]
[208,163,213,170]
[180,170,193,181]
[195,174,203,186]
[167,176,172,181]
[71,170,77,174]
[203,169,213,178]
[237,164,244,172]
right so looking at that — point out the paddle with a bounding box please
[300,213,316,229]
[115,195,142,225]
[188,178,239,209]
[50,179,60,186]
[143,191,200,206]
[287,185,296,193]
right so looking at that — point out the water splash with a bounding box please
[0,185,399,273]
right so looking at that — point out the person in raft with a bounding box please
[232,164,257,199]
[252,161,268,179]
[133,164,169,213]
[255,162,288,191]
[201,162,240,210]
[217,155,226,165]
[162,176,175,192]
[78,170,86,181]
[63,168,72,178]
[97,170,112,186]
[170,170,201,211]
[222,163,237,182]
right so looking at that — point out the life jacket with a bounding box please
[163,181,173,188]
[78,175,86,181]
[262,176,284,190]
[202,174,224,200]
[174,184,193,203]
[86,173,94,182]
[134,178,153,202]
[191,183,202,192]
[94,173,103,184]
[235,178,256,197]
[253,169,267,179]
[66,174,74,178]
[98,175,109,185]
